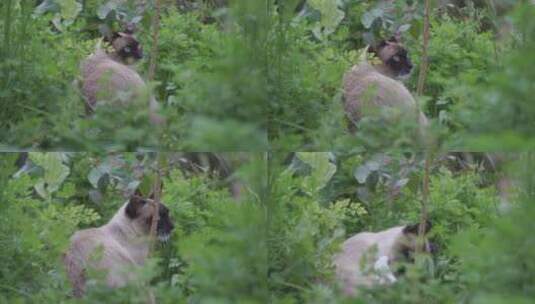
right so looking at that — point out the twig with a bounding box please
[150,160,162,248]
[148,0,161,81]
[147,154,162,304]
[416,0,432,253]
[416,0,431,96]
[418,151,431,253]
[3,0,13,56]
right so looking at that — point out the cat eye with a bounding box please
[393,55,400,62]
[124,47,131,53]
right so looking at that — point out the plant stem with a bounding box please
[148,153,164,304]
[418,150,431,252]
[3,0,13,56]
[416,0,432,253]
[150,156,162,247]
[148,0,161,81]
[416,0,431,96]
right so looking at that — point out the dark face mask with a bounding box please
[387,51,413,77]
[119,42,143,61]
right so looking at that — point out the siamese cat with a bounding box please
[333,222,434,296]
[63,191,174,297]
[81,31,163,124]
[343,36,428,132]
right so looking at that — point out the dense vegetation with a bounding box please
[0,152,268,303]
[0,1,269,150]
[0,152,533,303]
[1,1,534,150]
[0,1,534,304]
[269,0,535,151]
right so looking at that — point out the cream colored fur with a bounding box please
[343,41,428,133]
[343,62,428,128]
[81,49,163,124]
[333,226,406,296]
[64,201,155,297]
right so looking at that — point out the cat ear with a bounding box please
[403,220,432,235]
[125,195,145,219]
[388,31,402,43]
[368,39,387,56]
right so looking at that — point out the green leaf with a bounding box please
[139,174,155,196]
[88,161,111,189]
[361,8,384,29]
[354,164,371,184]
[97,1,118,20]
[309,0,345,40]
[58,0,82,21]
[57,182,75,198]
[398,23,411,33]
[296,152,337,191]
[34,180,48,199]
[34,0,60,15]
[34,0,82,31]
[29,153,70,199]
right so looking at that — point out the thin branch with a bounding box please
[147,153,164,304]
[418,151,431,252]
[3,0,13,56]
[148,0,161,81]
[149,155,162,249]
[416,0,432,253]
[416,0,431,96]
